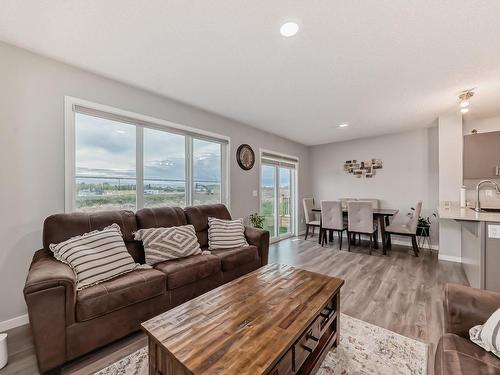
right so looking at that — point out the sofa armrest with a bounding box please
[24,249,77,372]
[245,226,270,266]
[24,249,77,306]
[444,283,500,338]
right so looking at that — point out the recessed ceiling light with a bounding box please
[338,123,349,128]
[280,22,299,37]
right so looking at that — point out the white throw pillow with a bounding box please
[50,223,137,290]
[470,307,500,358]
[134,225,203,265]
[208,217,248,250]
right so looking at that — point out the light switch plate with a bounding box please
[488,224,500,239]
[252,190,258,197]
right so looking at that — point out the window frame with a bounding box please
[64,96,230,213]
[258,148,299,242]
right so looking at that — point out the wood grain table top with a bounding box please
[141,263,344,375]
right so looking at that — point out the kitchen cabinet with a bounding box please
[463,131,500,179]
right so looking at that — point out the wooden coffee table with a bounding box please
[142,264,344,375]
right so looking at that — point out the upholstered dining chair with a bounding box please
[358,199,379,209]
[320,201,348,249]
[385,201,422,256]
[339,198,356,210]
[347,201,378,255]
[302,198,320,240]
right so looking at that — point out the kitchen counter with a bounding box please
[439,204,500,291]
[438,204,500,222]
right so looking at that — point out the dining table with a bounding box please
[312,207,399,254]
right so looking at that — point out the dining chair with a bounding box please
[385,201,422,256]
[339,198,356,210]
[320,201,348,249]
[302,198,320,240]
[347,201,378,255]
[358,199,379,209]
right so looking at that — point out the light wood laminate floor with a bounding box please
[0,235,468,375]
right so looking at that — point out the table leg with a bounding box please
[318,217,322,245]
[379,215,387,255]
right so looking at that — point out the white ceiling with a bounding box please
[1,0,500,145]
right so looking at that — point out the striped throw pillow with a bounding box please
[470,307,500,358]
[208,217,248,250]
[50,223,137,290]
[134,225,202,265]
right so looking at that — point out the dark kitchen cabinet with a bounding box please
[463,131,500,179]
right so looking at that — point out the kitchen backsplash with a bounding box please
[464,178,500,207]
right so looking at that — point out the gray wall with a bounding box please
[310,126,439,247]
[0,42,311,323]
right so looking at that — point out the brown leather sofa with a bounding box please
[23,204,269,373]
[435,283,500,374]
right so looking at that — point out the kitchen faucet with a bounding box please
[475,179,500,212]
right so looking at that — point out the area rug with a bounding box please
[93,314,428,375]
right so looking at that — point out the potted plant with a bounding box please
[408,208,437,237]
[249,212,265,229]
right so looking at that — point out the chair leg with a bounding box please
[305,225,309,240]
[320,229,324,246]
[386,232,392,250]
[347,231,351,252]
[339,231,343,250]
[369,235,373,255]
[312,226,316,235]
[411,234,419,257]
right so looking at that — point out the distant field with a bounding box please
[76,181,220,211]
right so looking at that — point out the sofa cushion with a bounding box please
[43,210,144,263]
[210,246,259,272]
[76,268,166,322]
[184,204,232,248]
[435,333,500,375]
[153,254,221,290]
[136,206,187,229]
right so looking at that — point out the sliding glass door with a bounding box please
[261,162,295,240]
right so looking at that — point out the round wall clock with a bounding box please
[236,144,255,170]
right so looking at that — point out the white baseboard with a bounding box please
[388,238,439,251]
[0,314,29,332]
[438,254,462,263]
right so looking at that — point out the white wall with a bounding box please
[438,112,463,262]
[310,127,439,247]
[0,41,311,324]
[463,115,500,135]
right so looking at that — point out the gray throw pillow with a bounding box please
[134,225,203,265]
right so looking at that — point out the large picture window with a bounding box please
[66,98,229,212]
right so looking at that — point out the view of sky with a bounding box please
[75,113,221,183]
